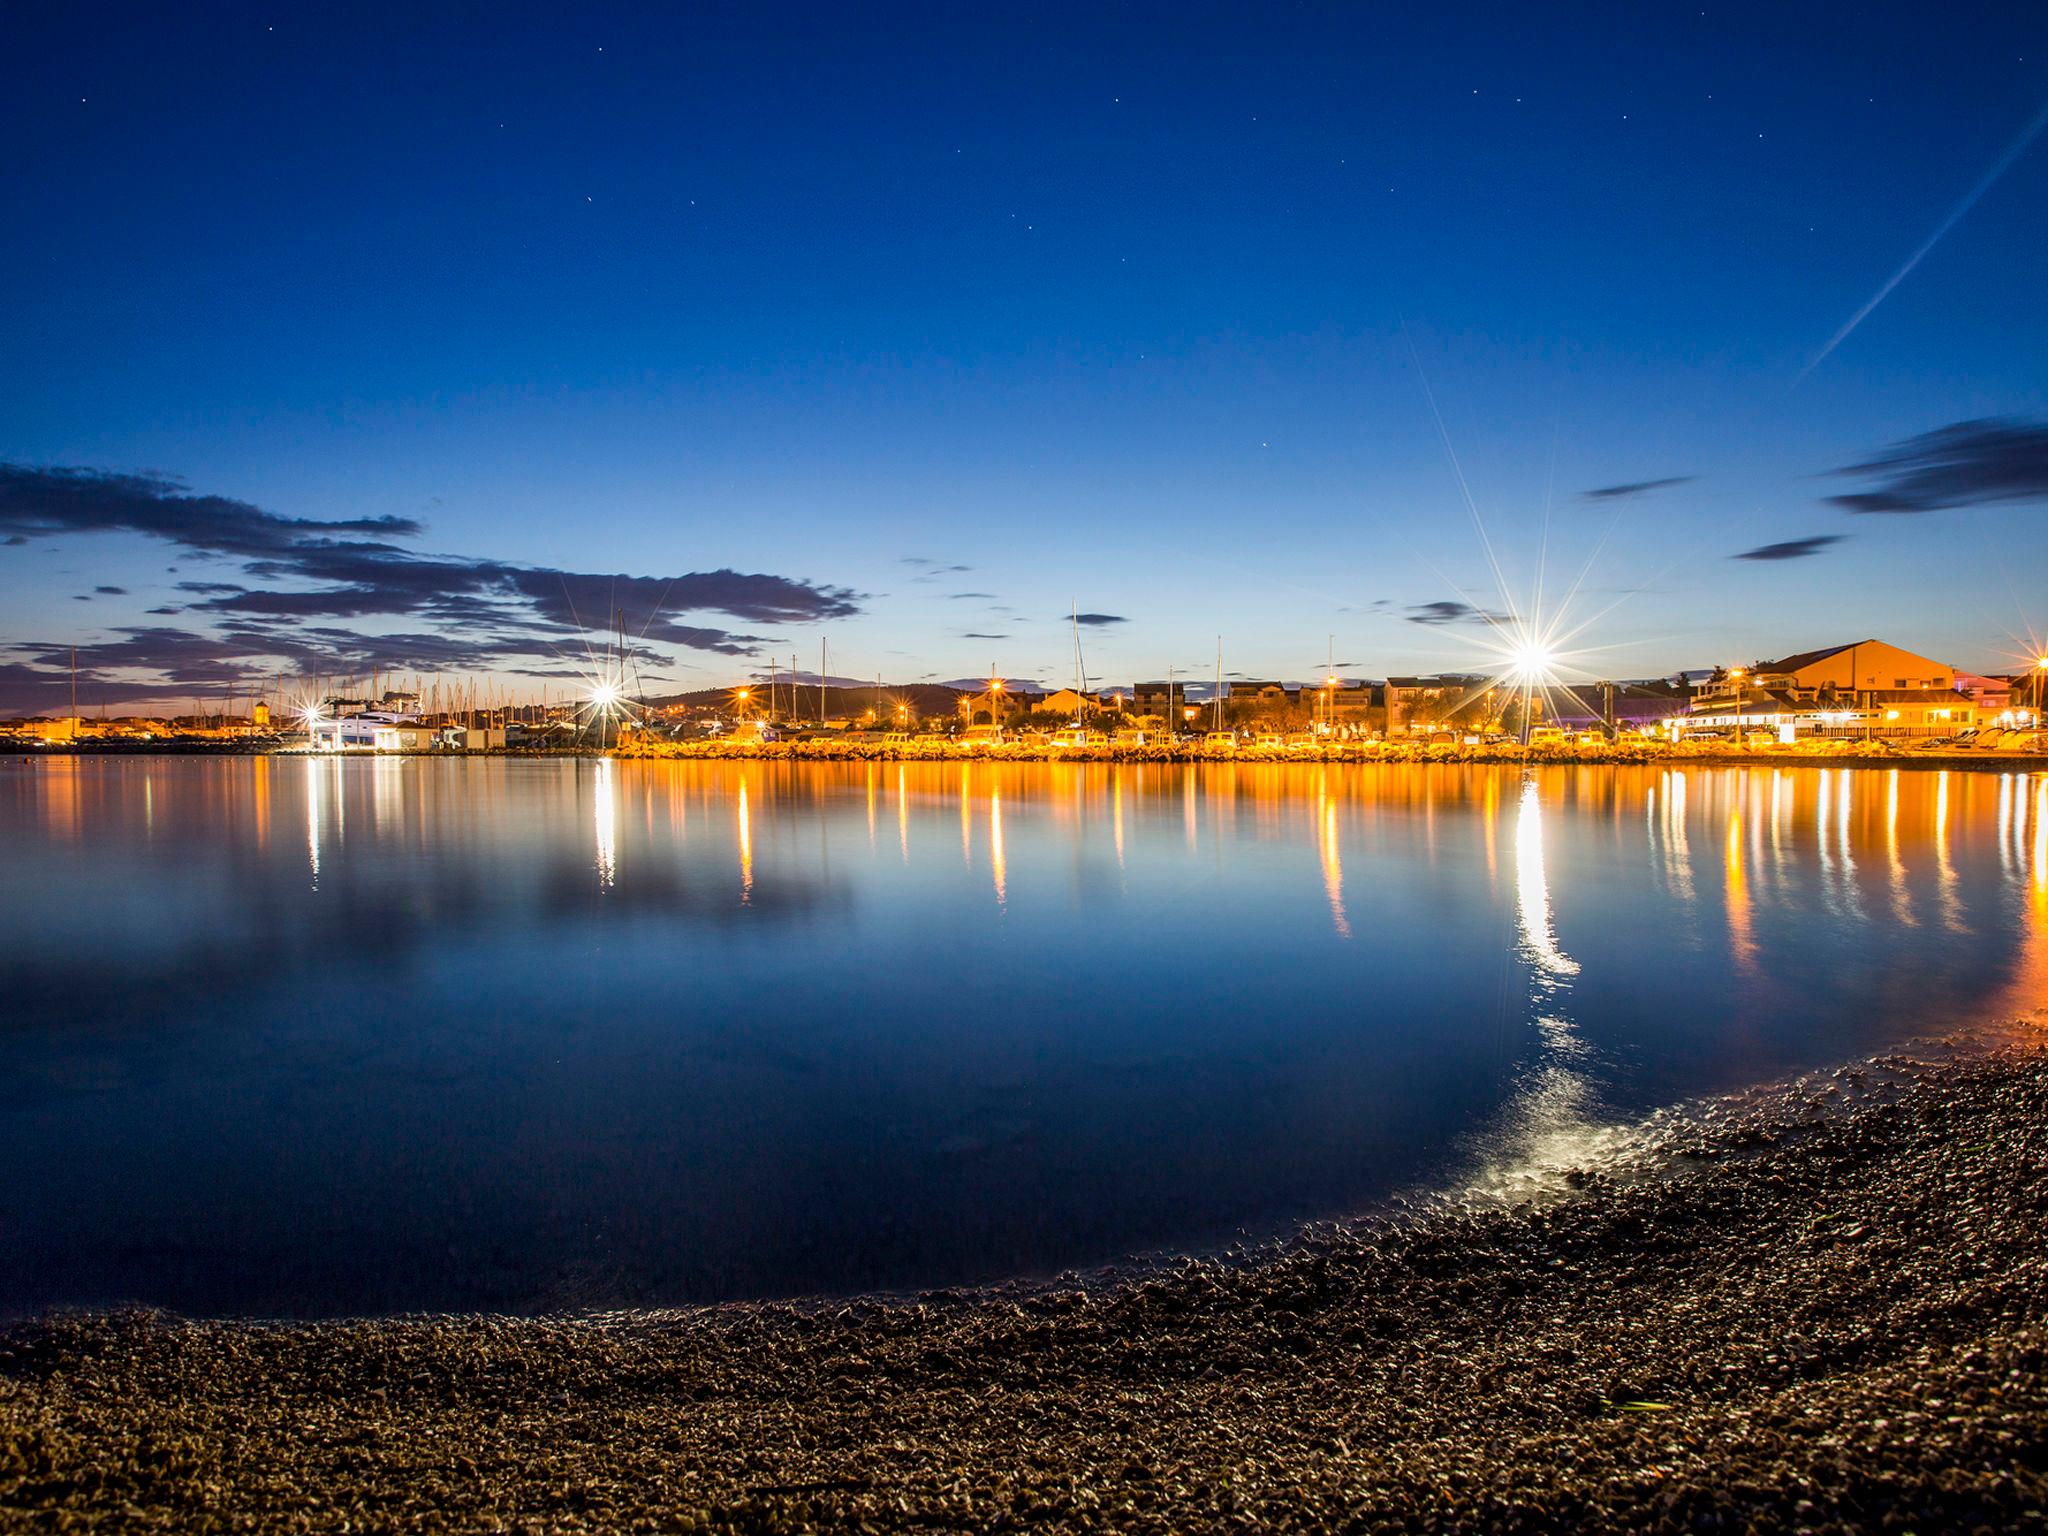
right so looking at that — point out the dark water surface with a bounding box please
[3,756,2044,1317]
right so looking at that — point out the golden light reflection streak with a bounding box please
[737,778,752,904]
[960,764,972,867]
[594,756,618,889]
[897,764,909,863]
[1113,773,1125,869]
[1999,775,2048,1025]
[1184,768,1197,854]
[1886,768,1914,926]
[991,788,1007,907]
[1483,772,1498,892]
[1319,789,1351,939]
[1936,770,1961,931]
[1726,804,1755,973]
[866,764,877,850]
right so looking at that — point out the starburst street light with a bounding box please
[1506,644,1556,685]
[590,682,620,710]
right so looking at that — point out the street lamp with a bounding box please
[2035,657,2047,725]
[1728,667,1745,745]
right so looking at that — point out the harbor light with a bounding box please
[1507,643,1555,682]
[590,682,620,710]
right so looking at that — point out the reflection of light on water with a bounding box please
[1516,777,1577,979]
[1936,770,1962,931]
[252,756,269,853]
[1317,779,1350,939]
[960,764,972,866]
[1726,799,1755,973]
[866,765,877,849]
[897,764,909,863]
[1815,770,1863,919]
[1998,775,2048,1021]
[2036,777,2047,893]
[594,757,618,888]
[1458,1064,1635,1206]
[991,790,1006,907]
[1887,768,1915,926]
[736,778,752,903]
[1998,773,2014,871]
[1770,768,1784,859]
[1652,770,1694,901]
[1460,776,1623,1204]
[1184,770,1197,853]
[1113,774,1125,869]
[372,755,402,832]
[304,756,321,889]
[1482,772,1498,891]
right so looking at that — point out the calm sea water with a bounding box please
[3,756,2044,1317]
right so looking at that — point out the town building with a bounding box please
[1382,676,1493,734]
[1132,681,1189,718]
[1684,640,1975,739]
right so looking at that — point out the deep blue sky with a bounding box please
[4,2,2046,710]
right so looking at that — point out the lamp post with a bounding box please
[1728,667,1745,745]
[2035,657,2048,726]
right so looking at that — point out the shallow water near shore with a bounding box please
[2,756,2044,1317]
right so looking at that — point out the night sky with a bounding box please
[3,2,2046,712]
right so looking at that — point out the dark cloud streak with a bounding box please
[1824,419,2048,514]
[1581,476,1694,501]
[1733,535,1846,561]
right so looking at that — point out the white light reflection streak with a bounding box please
[1516,776,1578,983]
[594,757,618,888]
[991,788,1007,907]
[2035,776,2048,890]
[305,756,322,889]
[1936,770,1962,931]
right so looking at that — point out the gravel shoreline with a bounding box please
[5,1044,2047,1533]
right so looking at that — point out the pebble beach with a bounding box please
[5,1039,2047,1532]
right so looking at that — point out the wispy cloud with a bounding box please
[1824,419,2048,514]
[1733,535,1846,561]
[1405,599,1510,626]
